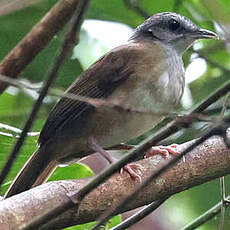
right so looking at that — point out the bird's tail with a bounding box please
[5,147,57,198]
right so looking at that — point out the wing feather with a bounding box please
[38,45,134,145]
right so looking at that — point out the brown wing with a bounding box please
[38,45,134,145]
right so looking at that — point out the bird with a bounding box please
[5,12,218,198]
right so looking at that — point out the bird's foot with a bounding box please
[121,163,142,182]
[145,144,179,158]
[89,137,142,181]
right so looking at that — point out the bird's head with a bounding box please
[131,12,218,54]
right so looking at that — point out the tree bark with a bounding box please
[0,133,229,229]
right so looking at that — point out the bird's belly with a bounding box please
[87,108,163,148]
[51,107,162,162]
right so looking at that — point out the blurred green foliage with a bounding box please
[0,0,230,229]
[65,215,122,230]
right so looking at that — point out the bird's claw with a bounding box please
[145,144,179,159]
[120,163,142,182]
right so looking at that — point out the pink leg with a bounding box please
[122,163,142,182]
[89,137,114,164]
[145,144,179,158]
[89,137,141,181]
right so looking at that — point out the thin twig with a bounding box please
[0,74,217,122]
[0,0,44,16]
[198,52,230,74]
[201,106,230,116]
[110,198,168,230]
[0,0,89,189]
[173,0,183,12]
[219,177,226,230]
[180,194,230,230]
[123,0,150,19]
[218,93,230,230]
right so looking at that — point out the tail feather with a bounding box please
[33,160,57,187]
[5,147,57,198]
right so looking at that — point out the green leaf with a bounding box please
[65,222,96,230]
[48,163,94,181]
[64,215,122,230]
[105,215,122,229]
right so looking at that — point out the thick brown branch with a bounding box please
[0,134,230,229]
[0,0,83,93]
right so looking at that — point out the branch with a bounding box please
[180,194,230,230]
[22,77,230,229]
[0,0,84,93]
[1,133,230,229]
[173,0,183,12]
[110,198,168,230]
[123,0,150,19]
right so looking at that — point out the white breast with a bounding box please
[152,48,185,112]
[123,54,185,115]
[95,43,185,146]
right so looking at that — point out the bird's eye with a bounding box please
[147,28,153,35]
[168,19,180,31]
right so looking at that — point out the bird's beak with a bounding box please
[192,28,219,40]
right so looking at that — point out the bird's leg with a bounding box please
[108,143,134,151]
[89,137,114,164]
[89,137,141,181]
[145,144,179,158]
